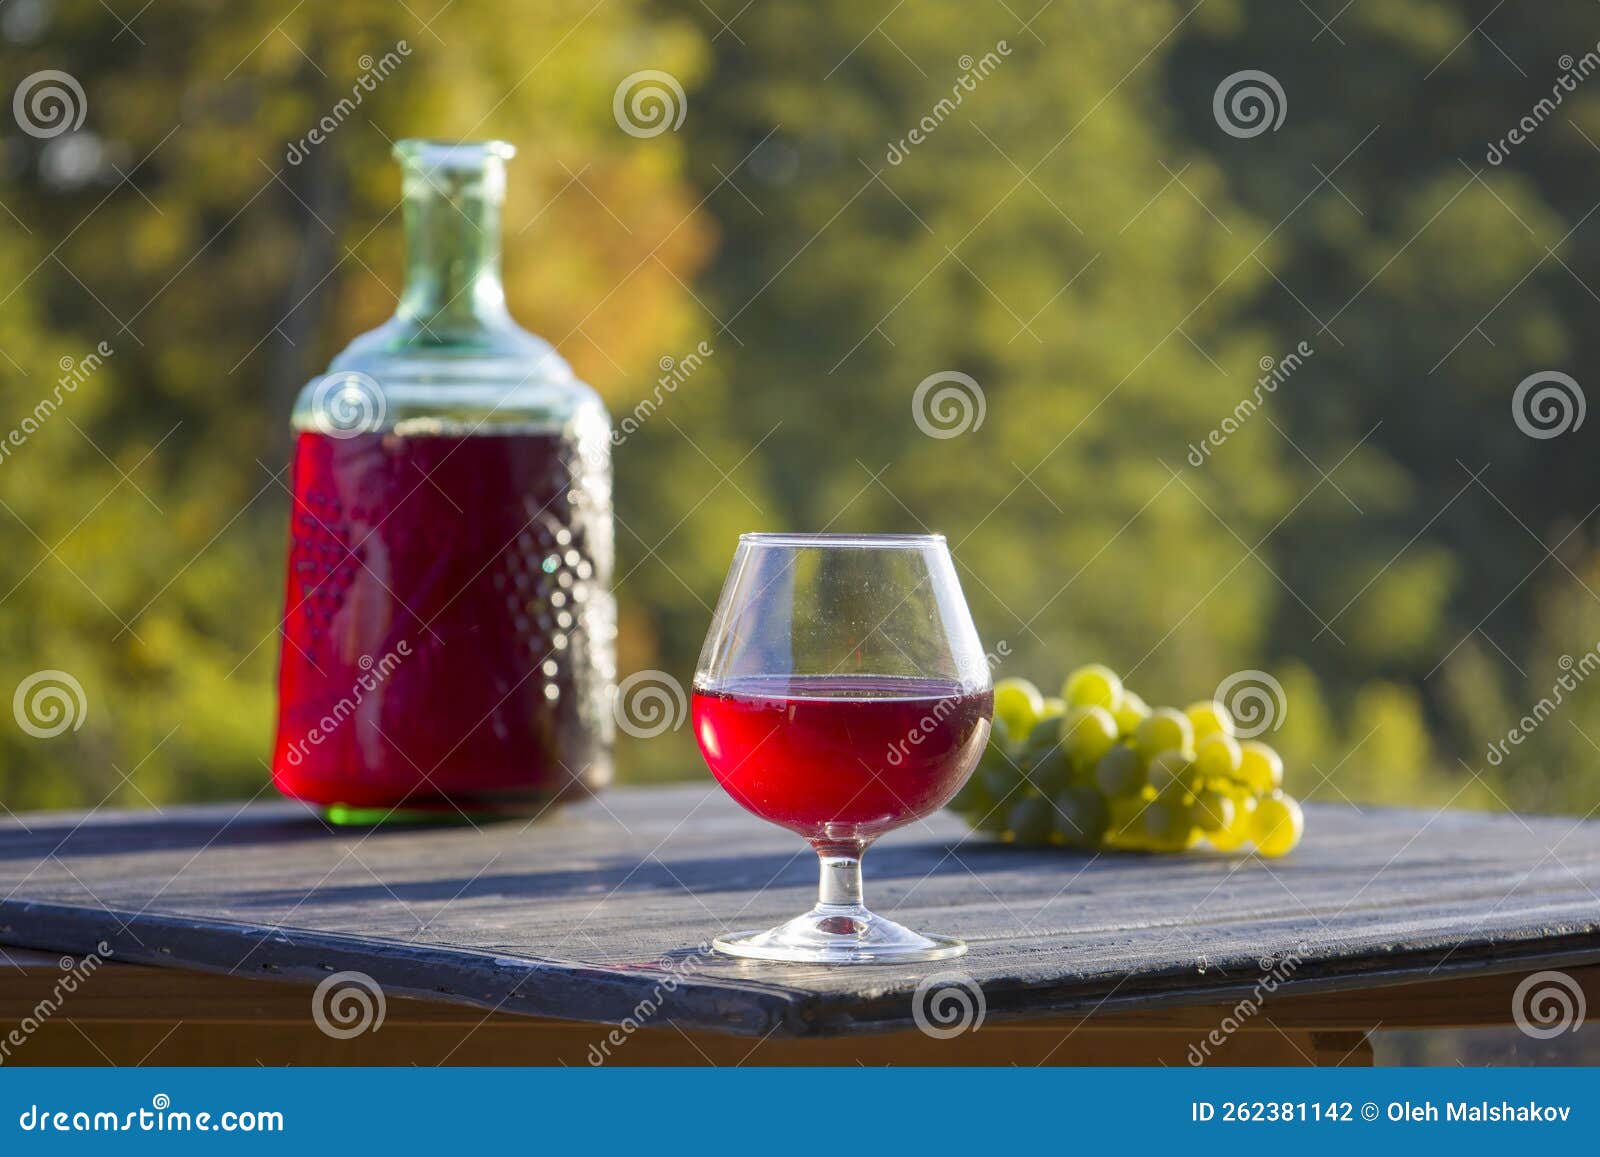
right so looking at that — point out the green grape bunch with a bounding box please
[949,665,1304,858]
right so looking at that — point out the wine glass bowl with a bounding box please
[692,533,993,964]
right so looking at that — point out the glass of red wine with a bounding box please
[692,533,994,964]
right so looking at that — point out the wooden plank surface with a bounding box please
[1,785,1598,1038]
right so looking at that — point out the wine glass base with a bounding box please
[713,907,966,964]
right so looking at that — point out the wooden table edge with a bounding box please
[7,943,1598,1035]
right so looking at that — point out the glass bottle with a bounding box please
[271,140,615,823]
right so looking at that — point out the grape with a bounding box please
[1134,708,1193,761]
[1207,790,1256,851]
[1062,664,1123,712]
[993,677,1045,740]
[1032,698,1068,760]
[1021,735,1072,796]
[1194,732,1242,780]
[1038,760,1075,797]
[1113,690,1150,736]
[1060,706,1119,769]
[1146,748,1194,793]
[1008,795,1056,846]
[1094,744,1145,797]
[1191,788,1236,833]
[980,759,1025,805]
[1238,741,1284,794]
[1019,721,1064,763]
[1143,796,1194,851]
[1106,795,1150,848]
[1185,699,1235,740]
[958,671,1305,857]
[1252,793,1303,857]
[1206,827,1246,852]
[1053,785,1111,845]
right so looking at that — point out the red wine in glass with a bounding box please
[693,674,991,843]
[693,532,994,964]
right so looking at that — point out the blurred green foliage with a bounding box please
[3,0,1600,817]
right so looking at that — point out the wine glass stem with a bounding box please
[816,852,865,911]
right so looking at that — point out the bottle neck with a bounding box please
[396,164,509,336]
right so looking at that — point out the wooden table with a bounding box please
[2,785,1598,1065]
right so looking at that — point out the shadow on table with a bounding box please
[216,837,1107,912]
[0,803,509,861]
